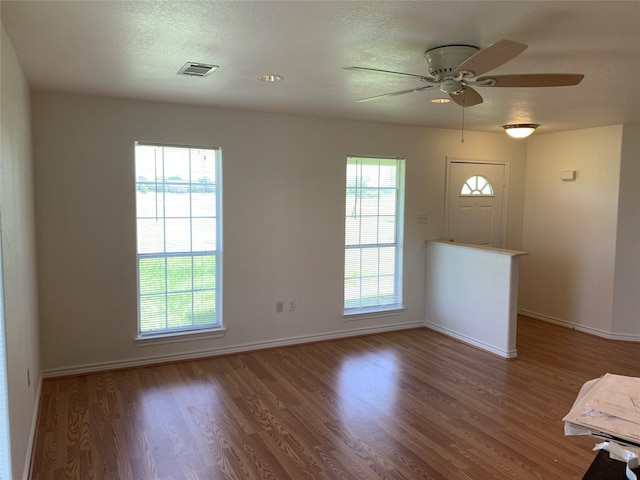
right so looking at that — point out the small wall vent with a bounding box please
[177,62,219,77]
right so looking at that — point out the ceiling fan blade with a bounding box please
[356,86,434,103]
[477,73,585,87]
[449,86,483,107]
[344,66,431,81]
[454,39,527,77]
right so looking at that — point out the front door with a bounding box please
[446,161,506,247]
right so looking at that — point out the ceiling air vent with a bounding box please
[177,62,219,77]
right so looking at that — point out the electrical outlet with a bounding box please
[276,301,284,313]
[287,299,296,312]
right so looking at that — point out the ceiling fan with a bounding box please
[345,39,584,107]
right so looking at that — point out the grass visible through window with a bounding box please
[139,256,216,331]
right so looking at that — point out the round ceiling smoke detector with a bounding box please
[423,45,479,79]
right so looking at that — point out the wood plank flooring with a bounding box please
[30,316,640,479]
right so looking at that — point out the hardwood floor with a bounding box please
[30,316,640,480]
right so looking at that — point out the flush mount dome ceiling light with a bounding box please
[503,123,539,138]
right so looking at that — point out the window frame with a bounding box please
[344,155,406,318]
[134,142,224,342]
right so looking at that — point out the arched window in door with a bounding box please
[460,175,494,196]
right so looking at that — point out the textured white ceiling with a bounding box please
[2,1,639,134]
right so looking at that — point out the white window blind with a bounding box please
[344,156,405,314]
[135,143,222,335]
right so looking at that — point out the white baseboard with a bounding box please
[22,375,42,480]
[518,309,640,342]
[42,321,425,378]
[424,321,518,359]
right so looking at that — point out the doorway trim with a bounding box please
[444,157,510,247]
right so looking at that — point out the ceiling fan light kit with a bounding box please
[503,124,539,138]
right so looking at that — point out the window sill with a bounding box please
[135,327,227,347]
[344,306,406,321]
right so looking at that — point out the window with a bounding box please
[460,175,494,196]
[344,156,405,315]
[0,242,11,479]
[135,143,222,336]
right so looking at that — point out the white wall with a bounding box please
[612,124,640,335]
[425,241,525,358]
[31,91,527,374]
[0,24,41,479]
[519,126,625,336]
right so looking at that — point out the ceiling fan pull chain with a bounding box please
[460,94,466,144]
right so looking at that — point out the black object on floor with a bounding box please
[582,449,640,480]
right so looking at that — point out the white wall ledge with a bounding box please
[427,240,528,257]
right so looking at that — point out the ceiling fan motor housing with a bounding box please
[423,45,479,79]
